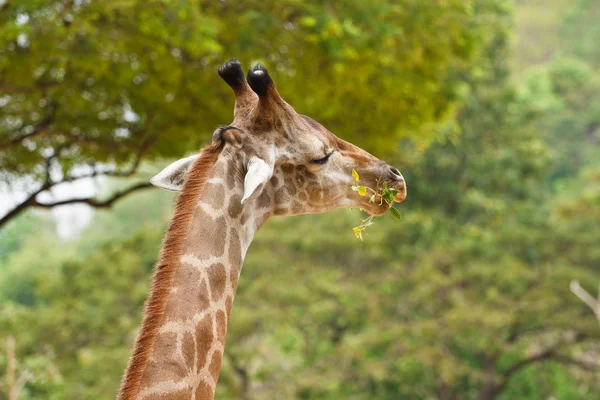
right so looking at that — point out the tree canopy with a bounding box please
[1,0,508,226]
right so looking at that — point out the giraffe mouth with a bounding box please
[385,178,407,204]
[363,197,392,216]
[362,180,406,216]
[392,184,407,203]
[351,178,406,216]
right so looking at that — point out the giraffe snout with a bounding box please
[386,164,407,203]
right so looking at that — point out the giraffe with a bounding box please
[118,59,407,400]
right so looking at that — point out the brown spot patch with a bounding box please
[275,188,290,205]
[228,228,242,287]
[216,310,227,345]
[286,183,297,196]
[195,382,214,400]
[207,263,227,301]
[212,159,225,176]
[227,194,243,218]
[139,355,186,388]
[203,183,225,210]
[195,313,213,369]
[185,210,226,258]
[209,351,223,382]
[227,171,236,190]
[281,164,294,174]
[257,189,271,209]
[151,332,177,358]
[163,263,207,319]
[296,171,306,186]
[182,332,195,369]
[226,161,239,190]
[240,211,249,226]
[225,296,233,321]
[298,190,307,201]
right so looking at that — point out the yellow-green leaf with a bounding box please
[353,227,363,241]
[352,169,359,183]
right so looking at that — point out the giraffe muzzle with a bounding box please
[386,165,407,203]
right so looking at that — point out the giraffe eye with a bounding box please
[311,152,333,165]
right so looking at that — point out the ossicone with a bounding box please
[246,63,274,97]
[218,59,246,92]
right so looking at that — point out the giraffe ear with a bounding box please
[150,155,199,192]
[241,156,274,204]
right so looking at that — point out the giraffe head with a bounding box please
[151,59,406,217]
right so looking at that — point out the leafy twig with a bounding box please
[350,169,401,240]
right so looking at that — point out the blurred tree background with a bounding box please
[0,0,598,399]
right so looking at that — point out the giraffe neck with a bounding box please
[119,147,272,400]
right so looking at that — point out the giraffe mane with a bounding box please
[117,140,225,400]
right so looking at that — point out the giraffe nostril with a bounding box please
[388,166,403,180]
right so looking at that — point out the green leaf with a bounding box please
[389,207,401,220]
[369,194,376,203]
[382,192,394,203]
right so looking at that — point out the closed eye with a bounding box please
[311,151,333,165]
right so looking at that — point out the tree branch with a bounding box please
[570,280,600,320]
[500,348,556,380]
[0,134,156,228]
[0,182,153,229]
[30,182,153,209]
[0,129,141,152]
[550,354,599,372]
[477,334,590,400]
[0,81,58,95]
[63,136,152,182]
[0,185,49,228]
[0,114,55,150]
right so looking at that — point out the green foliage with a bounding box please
[1,0,599,399]
[561,0,600,67]
[0,212,52,264]
[0,192,169,399]
[518,57,600,182]
[0,0,507,196]
[511,0,573,72]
